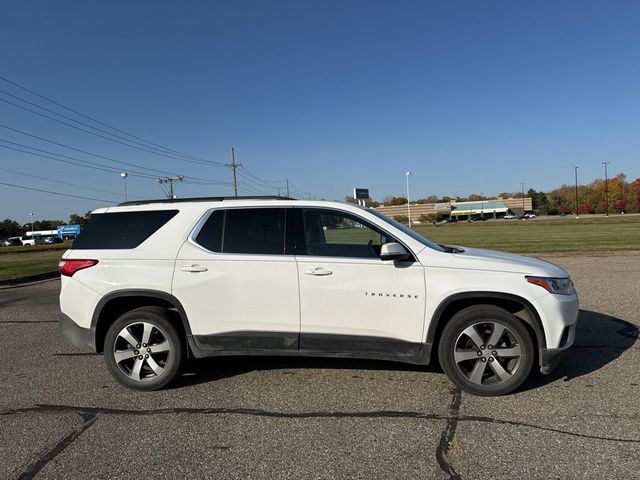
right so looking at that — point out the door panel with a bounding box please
[295,208,426,355]
[297,257,425,353]
[172,207,299,351]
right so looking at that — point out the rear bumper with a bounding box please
[59,313,97,353]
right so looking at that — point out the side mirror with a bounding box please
[380,242,411,261]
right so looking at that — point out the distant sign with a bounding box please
[353,188,370,200]
[56,224,81,238]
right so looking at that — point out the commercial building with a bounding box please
[374,197,534,223]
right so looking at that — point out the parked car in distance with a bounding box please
[504,214,516,219]
[20,235,36,246]
[59,197,579,396]
[35,235,63,245]
[44,236,64,244]
[1,237,23,246]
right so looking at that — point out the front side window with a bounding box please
[364,207,445,252]
[299,208,396,259]
[195,208,289,255]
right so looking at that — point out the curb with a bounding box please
[0,271,60,287]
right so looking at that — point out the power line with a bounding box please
[0,74,223,166]
[0,96,224,167]
[182,180,232,186]
[237,184,274,196]
[0,139,158,179]
[238,164,283,187]
[236,171,275,195]
[0,165,129,198]
[0,89,206,162]
[0,136,230,187]
[0,123,187,177]
[0,181,112,203]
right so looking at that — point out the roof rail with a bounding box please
[118,196,294,206]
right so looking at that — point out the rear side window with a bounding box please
[72,210,178,249]
[195,208,290,255]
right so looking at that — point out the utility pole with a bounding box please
[574,166,579,218]
[602,161,610,216]
[286,179,290,197]
[158,176,184,199]
[405,171,411,227]
[520,182,525,213]
[225,147,241,197]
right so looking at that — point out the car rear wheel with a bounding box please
[104,307,183,390]
[438,305,535,396]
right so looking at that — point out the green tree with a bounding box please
[389,196,408,206]
[0,219,21,238]
[68,213,89,227]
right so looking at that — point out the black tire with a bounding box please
[438,305,535,396]
[104,306,183,390]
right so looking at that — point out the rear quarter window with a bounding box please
[194,208,290,255]
[72,210,178,249]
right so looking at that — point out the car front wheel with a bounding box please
[104,307,183,390]
[438,305,535,396]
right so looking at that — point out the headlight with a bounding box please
[526,276,574,295]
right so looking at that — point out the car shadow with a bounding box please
[170,309,638,392]
[519,308,639,392]
[172,354,430,389]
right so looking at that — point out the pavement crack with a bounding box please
[15,413,97,480]
[435,387,462,479]
[2,403,639,444]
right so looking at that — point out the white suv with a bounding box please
[59,197,578,396]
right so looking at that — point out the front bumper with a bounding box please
[534,289,579,374]
[539,321,577,374]
[59,313,97,353]
[540,346,571,374]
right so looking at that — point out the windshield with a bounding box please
[361,207,445,252]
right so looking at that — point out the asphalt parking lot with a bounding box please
[1,253,639,479]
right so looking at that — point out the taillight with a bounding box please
[58,259,99,277]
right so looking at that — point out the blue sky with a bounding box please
[1,0,639,221]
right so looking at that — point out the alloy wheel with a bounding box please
[113,321,171,382]
[453,321,523,386]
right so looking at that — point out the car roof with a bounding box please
[117,196,293,207]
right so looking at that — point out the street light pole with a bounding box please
[120,172,128,202]
[602,161,610,216]
[574,166,579,218]
[520,183,525,213]
[480,193,484,218]
[29,212,34,233]
[405,171,412,227]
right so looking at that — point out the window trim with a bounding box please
[188,206,294,257]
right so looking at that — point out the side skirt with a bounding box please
[190,332,432,366]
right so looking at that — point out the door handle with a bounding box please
[304,267,333,276]
[181,264,208,273]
